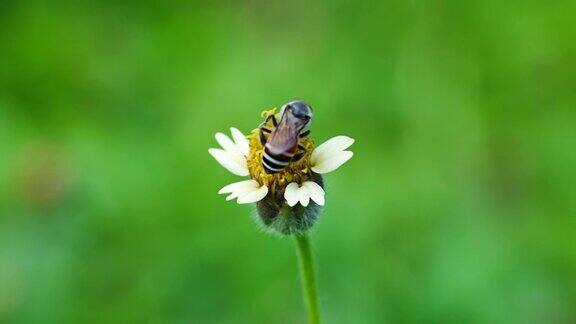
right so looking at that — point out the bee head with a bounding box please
[280,100,313,132]
[282,100,313,120]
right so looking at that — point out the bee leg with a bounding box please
[259,114,278,145]
[260,127,272,145]
[299,130,310,138]
[292,144,307,162]
[262,114,278,127]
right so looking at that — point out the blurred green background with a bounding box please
[1,1,575,323]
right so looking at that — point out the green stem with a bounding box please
[295,233,321,324]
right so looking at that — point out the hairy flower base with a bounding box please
[255,173,324,235]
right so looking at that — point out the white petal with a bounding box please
[284,182,300,207]
[303,181,325,206]
[220,180,258,201]
[298,185,310,207]
[227,186,255,201]
[237,185,268,204]
[311,151,353,174]
[215,132,241,154]
[218,179,257,194]
[208,148,249,176]
[231,127,249,156]
[311,136,355,166]
[217,180,267,203]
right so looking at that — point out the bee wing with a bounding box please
[266,123,299,155]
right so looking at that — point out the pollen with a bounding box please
[246,129,315,190]
[261,107,277,118]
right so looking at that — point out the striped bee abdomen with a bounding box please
[262,144,294,174]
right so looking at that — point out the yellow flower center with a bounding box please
[246,126,315,190]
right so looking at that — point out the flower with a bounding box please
[209,101,354,234]
[285,181,325,207]
[208,128,249,176]
[310,136,355,174]
[218,179,268,204]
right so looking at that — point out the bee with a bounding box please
[259,100,313,174]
